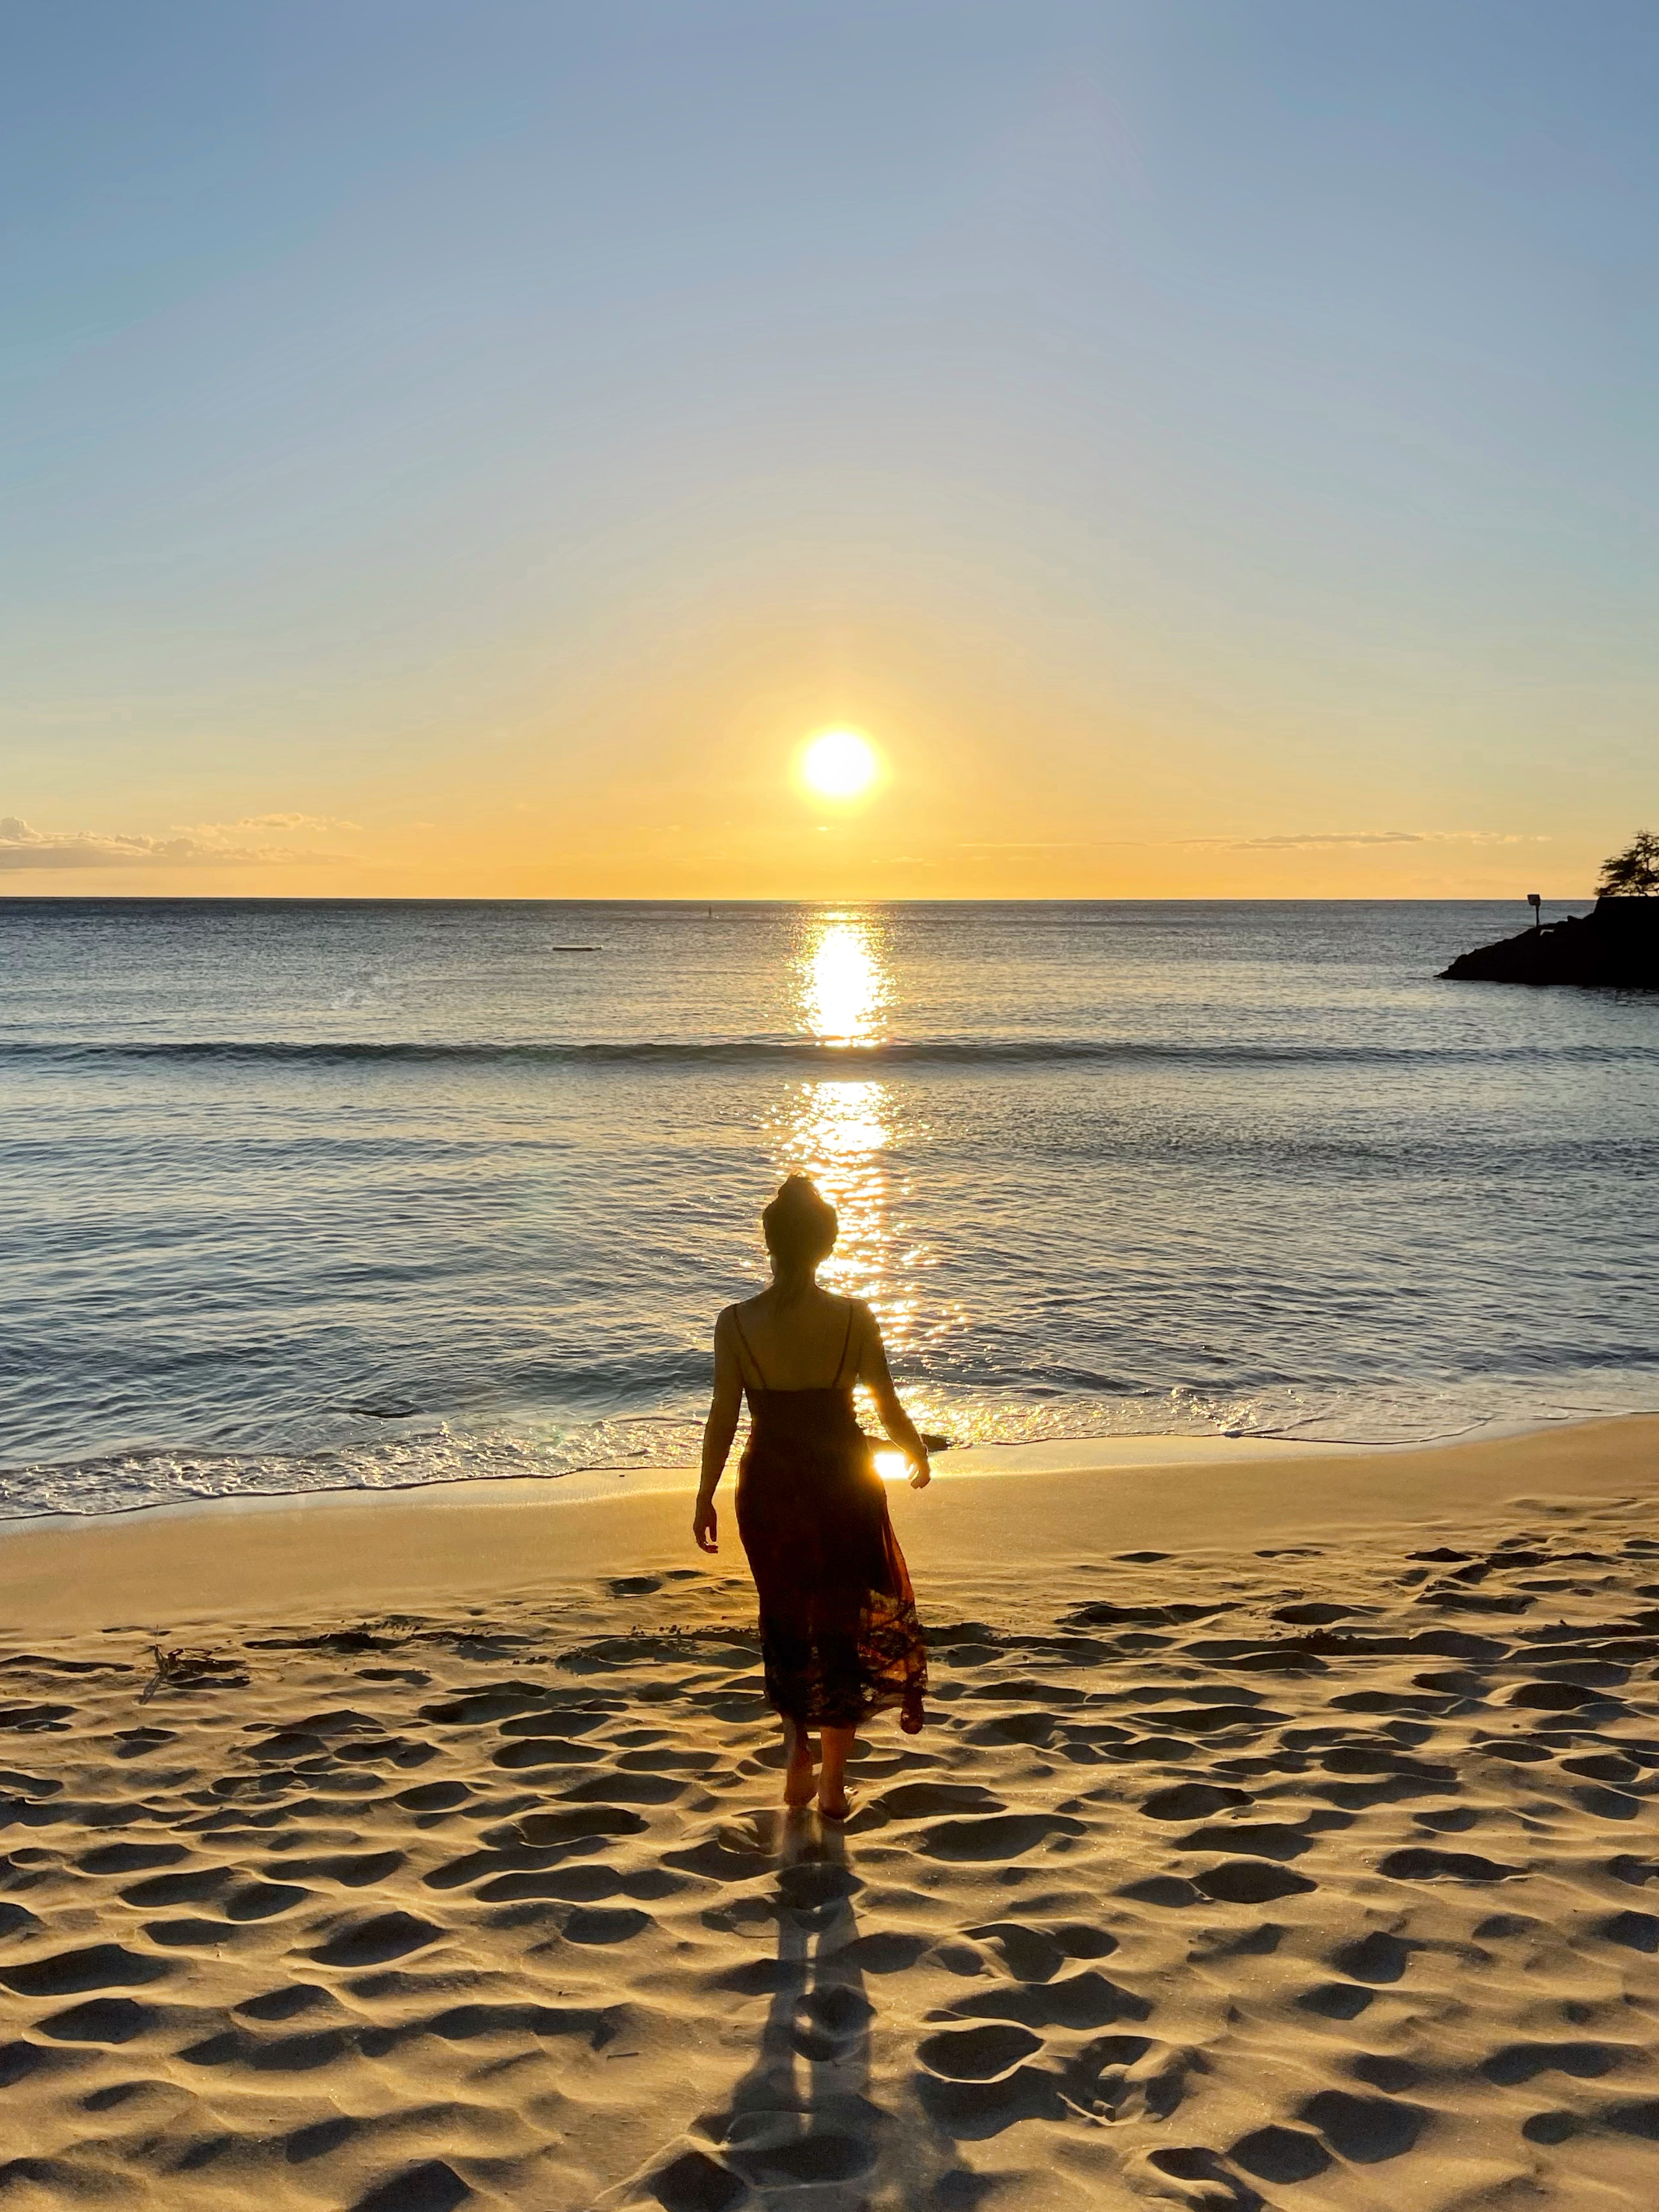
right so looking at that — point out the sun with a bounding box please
[798,727,880,803]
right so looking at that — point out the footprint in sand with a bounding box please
[1192,1859,1317,1904]
[268,1849,406,1886]
[350,2160,471,2212]
[1231,2121,1331,2182]
[0,1943,171,1996]
[869,1780,1005,1821]
[76,1841,188,1875]
[1300,2087,1430,2162]
[1174,1820,1314,1861]
[41,1994,157,2045]
[1562,1750,1642,1782]
[1414,1805,1481,1831]
[562,1905,653,1944]
[918,2021,1042,2078]
[1602,1911,1659,1951]
[918,1812,1086,1861]
[143,1916,240,1950]
[492,1736,607,1768]
[504,1805,649,1846]
[1482,2039,1630,2084]
[966,1921,1117,1980]
[1509,1679,1607,1710]
[1119,1875,1204,1909]
[825,1928,926,1973]
[1378,1846,1520,1883]
[0,1701,76,1731]
[236,1984,336,2021]
[561,1769,689,1804]
[1296,1982,1374,2018]
[308,1910,444,1966]
[1141,1781,1251,1821]
[1574,1783,1645,1820]
[497,1708,612,1737]
[1599,2100,1659,2140]
[1330,1930,1414,1983]
[962,1711,1058,1747]
[941,1967,1152,2031]
[109,1725,175,1757]
[224,1880,313,1920]
[394,1779,470,1813]
[1350,2052,1421,2091]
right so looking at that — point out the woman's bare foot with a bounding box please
[782,1720,817,1808]
[785,1756,817,1808]
[816,1722,855,1823]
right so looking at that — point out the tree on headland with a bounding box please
[1596,830,1659,896]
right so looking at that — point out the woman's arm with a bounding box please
[853,1301,931,1489]
[693,1308,744,1551]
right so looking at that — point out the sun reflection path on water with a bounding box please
[799,913,892,1046]
[761,913,961,1466]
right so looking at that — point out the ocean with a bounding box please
[2,898,1654,1520]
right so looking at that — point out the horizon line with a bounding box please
[0,893,1597,910]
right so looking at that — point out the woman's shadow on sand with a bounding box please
[648,1812,882,2212]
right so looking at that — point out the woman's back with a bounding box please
[729,1286,860,1393]
[695,1173,930,1786]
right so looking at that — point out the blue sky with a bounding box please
[3,1,1655,895]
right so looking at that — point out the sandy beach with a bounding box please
[2,1416,1656,2210]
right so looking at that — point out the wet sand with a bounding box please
[1,1415,1655,2209]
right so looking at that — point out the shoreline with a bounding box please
[0,1400,1609,1538]
[0,1423,1379,1533]
[1,1409,1651,1634]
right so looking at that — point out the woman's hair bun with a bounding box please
[763,1174,838,1268]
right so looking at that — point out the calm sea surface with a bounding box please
[2,899,1654,1519]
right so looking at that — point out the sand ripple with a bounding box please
[3,1498,1659,2207]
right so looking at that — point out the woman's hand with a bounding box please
[692,1496,719,1552]
[907,1450,931,1491]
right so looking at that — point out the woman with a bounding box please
[693,1175,930,1819]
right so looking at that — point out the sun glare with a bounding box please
[798,727,879,802]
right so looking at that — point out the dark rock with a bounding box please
[1440,897,1658,989]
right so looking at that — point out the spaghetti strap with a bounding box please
[833,1300,857,1389]
[730,1307,768,1391]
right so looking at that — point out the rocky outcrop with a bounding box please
[1441,896,1659,988]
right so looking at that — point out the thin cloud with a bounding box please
[960,830,1542,856]
[1185,830,1543,852]
[181,812,361,836]
[0,815,356,870]
[1227,831,1425,850]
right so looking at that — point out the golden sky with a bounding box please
[4,8,1652,901]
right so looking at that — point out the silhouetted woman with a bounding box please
[694,1175,929,1819]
